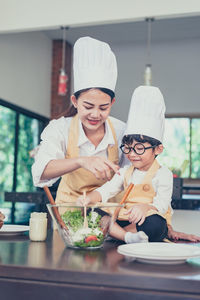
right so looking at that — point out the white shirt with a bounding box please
[32,116,126,187]
[96,164,173,215]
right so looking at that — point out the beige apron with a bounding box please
[118,159,172,224]
[55,114,119,205]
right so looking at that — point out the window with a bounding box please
[0,98,49,224]
[158,117,200,179]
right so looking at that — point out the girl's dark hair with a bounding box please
[122,134,161,147]
[57,87,115,119]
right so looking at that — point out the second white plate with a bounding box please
[117,242,200,265]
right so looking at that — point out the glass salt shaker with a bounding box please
[29,212,47,241]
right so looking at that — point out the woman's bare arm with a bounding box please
[41,156,119,181]
[41,158,81,180]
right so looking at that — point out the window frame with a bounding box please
[0,98,49,223]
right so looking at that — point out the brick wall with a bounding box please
[51,40,72,119]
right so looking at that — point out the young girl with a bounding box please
[32,36,126,204]
[77,86,192,243]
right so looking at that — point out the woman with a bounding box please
[32,36,126,204]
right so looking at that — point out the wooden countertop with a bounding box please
[0,231,200,300]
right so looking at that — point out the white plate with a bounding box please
[117,243,200,265]
[0,225,29,236]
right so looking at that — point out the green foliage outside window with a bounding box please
[158,117,200,178]
[191,119,200,178]
[0,106,15,218]
[0,107,39,195]
[0,106,15,192]
[17,114,39,192]
[0,101,48,224]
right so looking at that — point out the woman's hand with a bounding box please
[125,204,149,226]
[78,156,120,181]
[167,225,200,242]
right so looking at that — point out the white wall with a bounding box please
[1,0,200,33]
[1,1,200,119]
[1,32,200,119]
[112,38,200,121]
[172,210,200,236]
[0,32,52,117]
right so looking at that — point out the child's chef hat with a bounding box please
[125,86,166,142]
[73,36,117,93]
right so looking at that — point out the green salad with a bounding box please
[61,209,104,248]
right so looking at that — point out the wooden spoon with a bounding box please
[112,183,134,221]
[83,191,88,228]
[43,186,68,231]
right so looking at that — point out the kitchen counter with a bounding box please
[0,231,200,300]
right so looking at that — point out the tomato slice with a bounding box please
[85,235,98,243]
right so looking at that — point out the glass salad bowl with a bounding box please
[47,203,122,249]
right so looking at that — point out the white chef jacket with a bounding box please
[96,164,173,215]
[32,116,127,187]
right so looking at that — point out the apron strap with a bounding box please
[142,159,160,183]
[124,159,160,188]
[107,118,119,164]
[124,165,134,188]
[67,114,79,158]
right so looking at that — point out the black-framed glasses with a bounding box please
[120,143,156,155]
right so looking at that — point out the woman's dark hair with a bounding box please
[56,87,115,119]
[122,134,161,147]
[74,87,115,101]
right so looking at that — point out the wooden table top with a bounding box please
[0,230,200,300]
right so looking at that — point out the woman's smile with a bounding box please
[87,118,100,125]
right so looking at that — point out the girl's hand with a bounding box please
[125,204,149,226]
[78,156,120,181]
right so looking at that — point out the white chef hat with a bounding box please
[124,86,166,142]
[73,36,117,93]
